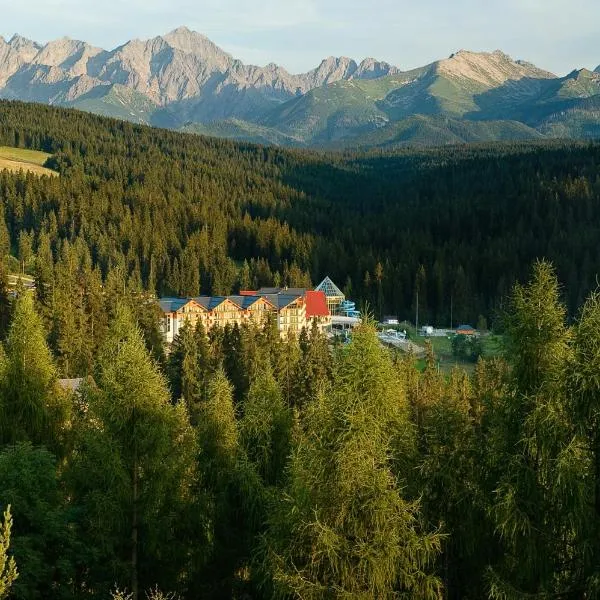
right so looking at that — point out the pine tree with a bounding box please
[17,231,33,275]
[239,259,252,291]
[293,320,332,409]
[567,291,600,593]
[0,506,17,600]
[33,231,54,309]
[195,369,262,598]
[0,207,11,265]
[0,265,11,340]
[272,329,301,406]
[167,321,198,403]
[488,261,579,597]
[193,320,212,407]
[0,443,77,600]
[261,321,442,599]
[0,292,67,449]
[417,368,495,599]
[240,366,292,486]
[68,305,197,599]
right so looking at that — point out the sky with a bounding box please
[0,0,598,75]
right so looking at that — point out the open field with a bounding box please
[0,146,56,176]
[413,333,504,374]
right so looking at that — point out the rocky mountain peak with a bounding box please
[438,49,555,86]
[355,57,399,80]
[161,26,232,65]
[312,56,358,83]
[564,68,600,80]
[595,65,600,73]
[33,38,104,77]
[8,34,41,61]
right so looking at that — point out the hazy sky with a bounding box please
[1,0,598,75]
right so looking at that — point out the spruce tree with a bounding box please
[193,319,212,404]
[167,321,198,404]
[261,321,442,599]
[0,207,10,265]
[0,292,67,449]
[567,291,600,594]
[240,366,292,486]
[488,261,579,597]
[295,320,332,408]
[68,305,197,599]
[0,443,77,600]
[195,369,262,598]
[0,506,17,600]
[0,265,11,340]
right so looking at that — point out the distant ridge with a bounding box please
[0,28,599,148]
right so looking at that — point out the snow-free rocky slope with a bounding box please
[1,28,599,148]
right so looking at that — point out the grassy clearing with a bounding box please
[412,332,505,374]
[0,146,56,176]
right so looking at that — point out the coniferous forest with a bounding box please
[2,100,600,598]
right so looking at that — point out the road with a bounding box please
[378,333,426,357]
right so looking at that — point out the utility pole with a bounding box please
[415,290,419,336]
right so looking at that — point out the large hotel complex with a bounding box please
[159,276,351,344]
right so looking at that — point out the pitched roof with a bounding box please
[265,293,302,309]
[228,295,275,309]
[315,276,345,299]
[159,298,209,313]
[159,298,188,313]
[257,287,309,296]
[195,296,243,310]
[284,287,310,296]
[305,290,330,317]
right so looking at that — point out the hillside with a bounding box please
[1,30,600,147]
[4,97,600,600]
[1,100,600,329]
[0,145,56,176]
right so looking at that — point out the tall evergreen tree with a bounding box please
[0,293,66,449]
[68,305,197,599]
[567,291,600,594]
[293,320,332,409]
[0,506,17,600]
[488,261,580,598]
[195,369,262,598]
[0,265,11,340]
[261,321,442,599]
[0,443,78,600]
[240,366,292,487]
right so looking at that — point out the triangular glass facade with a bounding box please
[315,276,345,299]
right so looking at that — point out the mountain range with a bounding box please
[1,27,599,148]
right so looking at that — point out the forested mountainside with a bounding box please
[1,100,600,336]
[0,102,600,324]
[1,28,599,147]
[4,101,600,600]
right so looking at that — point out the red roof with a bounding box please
[305,290,330,317]
[239,290,258,296]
